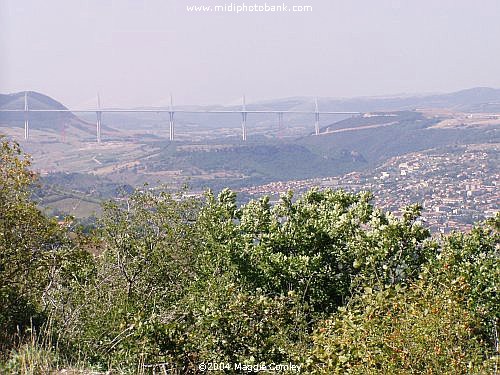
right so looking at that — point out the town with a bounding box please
[238,143,499,234]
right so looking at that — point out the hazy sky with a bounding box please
[1,0,500,107]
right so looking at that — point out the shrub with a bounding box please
[307,284,495,374]
[0,138,80,351]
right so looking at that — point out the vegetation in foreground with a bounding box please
[0,137,498,374]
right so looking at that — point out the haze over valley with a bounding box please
[2,1,500,372]
[0,87,498,231]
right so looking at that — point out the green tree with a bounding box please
[423,215,499,357]
[197,189,431,314]
[1,137,496,373]
[54,188,201,369]
[306,216,499,374]
[0,137,88,352]
[308,284,494,374]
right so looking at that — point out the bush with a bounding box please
[49,188,201,370]
[0,138,80,351]
[307,284,495,374]
[306,217,499,374]
[198,189,431,315]
[1,137,497,373]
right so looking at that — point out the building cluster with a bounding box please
[238,144,499,234]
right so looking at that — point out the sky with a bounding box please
[1,0,500,108]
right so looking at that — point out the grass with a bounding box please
[0,320,108,375]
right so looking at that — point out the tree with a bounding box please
[197,189,431,314]
[306,215,499,374]
[0,137,85,351]
[53,188,202,369]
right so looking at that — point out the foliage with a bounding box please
[0,137,497,373]
[198,189,431,315]
[0,319,61,374]
[306,215,499,374]
[48,188,201,370]
[0,137,86,351]
[161,280,309,371]
[427,216,499,332]
[307,284,495,374]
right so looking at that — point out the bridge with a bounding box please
[0,93,362,142]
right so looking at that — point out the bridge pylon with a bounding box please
[96,93,102,143]
[241,95,247,141]
[169,94,175,141]
[277,112,284,137]
[24,92,29,140]
[314,98,320,135]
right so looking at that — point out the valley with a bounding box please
[0,89,498,231]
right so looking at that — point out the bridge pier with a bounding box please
[241,96,247,141]
[169,111,175,141]
[96,111,102,143]
[96,94,102,143]
[314,98,320,135]
[241,112,247,141]
[24,92,29,140]
[169,95,175,141]
[278,112,284,136]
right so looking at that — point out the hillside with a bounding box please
[0,91,114,139]
[138,141,367,190]
[1,136,498,373]
[260,87,500,113]
[0,89,498,214]
[300,110,498,165]
[31,87,500,135]
[84,108,496,192]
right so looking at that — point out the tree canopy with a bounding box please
[0,137,498,374]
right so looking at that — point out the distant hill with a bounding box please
[0,88,498,192]
[0,91,69,110]
[0,91,114,138]
[140,141,367,190]
[253,87,500,113]
[2,87,500,136]
[299,110,498,166]
[72,87,500,133]
[133,108,496,190]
